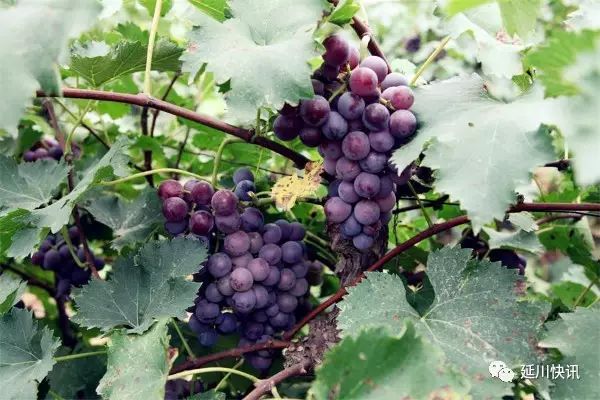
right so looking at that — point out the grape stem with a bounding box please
[64,100,93,156]
[243,360,311,400]
[214,358,244,392]
[60,226,87,269]
[53,350,107,363]
[171,319,196,359]
[406,181,433,227]
[100,168,208,186]
[144,0,162,95]
[36,89,311,168]
[410,35,451,86]
[167,367,259,383]
[212,137,243,187]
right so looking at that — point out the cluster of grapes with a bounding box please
[23,138,64,162]
[273,35,418,250]
[164,379,203,400]
[460,231,527,275]
[158,168,322,371]
[30,227,105,298]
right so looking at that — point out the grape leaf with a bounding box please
[0,157,68,212]
[390,74,557,231]
[188,392,226,400]
[0,309,60,400]
[139,0,172,17]
[329,0,361,26]
[72,237,207,334]
[337,247,551,398]
[0,273,26,314]
[187,0,227,22]
[97,320,170,400]
[566,0,600,31]
[482,227,543,253]
[539,307,600,399]
[524,30,599,97]
[181,0,324,126]
[0,138,129,259]
[507,212,538,232]
[310,325,470,399]
[84,189,163,250]
[0,0,101,135]
[70,39,183,87]
[48,348,106,400]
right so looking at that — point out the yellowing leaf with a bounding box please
[271,161,322,211]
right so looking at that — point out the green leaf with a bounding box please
[48,348,106,399]
[445,0,493,15]
[482,227,543,253]
[1,138,129,259]
[187,0,227,22]
[329,0,360,26]
[72,237,207,334]
[525,30,599,97]
[551,282,597,308]
[338,247,551,398]
[507,212,538,232]
[0,157,68,212]
[391,74,557,231]
[0,273,26,314]
[98,320,170,400]
[138,0,172,16]
[187,392,226,400]
[0,0,101,135]
[539,307,600,399]
[182,0,323,126]
[84,189,163,251]
[71,39,183,87]
[310,325,470,400]
[0,309,60,400]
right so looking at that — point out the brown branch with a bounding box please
[42,99,65,148]
[537,213,583,225]
[544,159,570,171]
[173,127,191,177]
[37,88,310,168]
[169,339,290,374]
[243,360,311,400]
[56,295,77,347]
[140,105,154,186]
[509,202,600,213]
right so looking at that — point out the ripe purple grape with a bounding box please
[224,231,250,257]
[217,313,237,334]
[241,207,264,232]
[322,111,348,140]
[48,146,63,160]
[382,86,414,110]
[323,35,350,67]
[349,67,378,97]
[281,241,303,264]
[354,172,381,199]
[262,223,282,244]
[253,284,270,308]
[324,197,352,223]
[341,215,362,237]
[247,258,270,282]
[263,265,281,286]
[277,293,298,313]
[362,103,390,131]
[208,253,232,278]
[381,72,408,90]
[205,283,224,303]
[230,268,254,292]
[389,110,417,139]
[291,262,309,278]
[232,290,256,314]
[376,192,396,213]
[217,274,235,296]
[359,152,387,173]
[360,56,388,83]
[162,197,188,222]
[354,200,381,225]
[248,232,264,254]
[273,114,301,141]
[337,92,365,120]
[288,222,306,241]
[369,130,394,152]
[234,180,255,201]
[231,252,252,269]
[190,182,214,206]
[195,300,220,323]
[348,46,360,69]
[353,233,375,250]
[215,212,242,234]
[289,278,309,297]
[158,179,183,200]
[165,220,188,235]
[338,180,360,203]
[275,219,292,241]
[189,211,214,235]
[318,140,343,160]
[335,156,362,181]
[300,96,330,127]
[342,131,370,161]
[211,190,238,216]
[299,127,322,147]
[259,243,282,265]
[233,167,254,185]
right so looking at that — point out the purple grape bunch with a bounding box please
[158,168,323,372]
[273,35,418,250]
[23,138,64,162]
[30,226,105,298]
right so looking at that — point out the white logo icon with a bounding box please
[489,361,516,383]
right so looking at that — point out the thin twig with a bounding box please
[151,72,181,138]
[0,265,55,295]
[573,280,596,308]
[244,360,311,400]
[141,105,154,186]
[37,89,310,168]
[42,99,65,147]
[173,127,191,177]
[536,213,583,225]
[144,0,163,95]
[410,35,451,86]
[101,168,207,186]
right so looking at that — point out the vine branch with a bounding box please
[243,360,311,400]
[36,89,310,168]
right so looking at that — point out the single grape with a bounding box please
[162,197,189,222]
[291,261,309,278]
[58,244,70,259]
[389,110,417,139]
[198,327,218,347]
[349,67,379,97]
[288,222,306,241]
[306,262,324,285]
[48,146,63,160]
[243,322,265,340]
[248,258,270,282]
[273,114,301,141]
[362,221,382,237]
[338,180,360,203]
[337,92,366,120]
[190,182,215,206]
[31,251,45,266]
[299,127,322,147]
[323,157,337,176]
[248,232,264,254]
[253,284,270,308]
[259,243,282,265]
[359,152,387,173]
[354,200,381,225]
[281,241,303,264]
[204,282,224,303]
[353,233,375,250]
[164,220,188,235]
[382,86,414,110]
[348,118,365,132]
[275,219,292,242]
[328,179,341,197]
[289,278,309,297]
[224,231,250,257]
[34,148,49,159]
[211,190,238,216]
[195,300,220,323]
[381,72,408,90]
[217,313,238,334]
[324,197,352,223]
[312,79,325,96]
[277,293,298,313]
[362,103,390,131]
[23,151,36,162]
[263,265,281,286]
[40,239,54,252]
[241,207,264,232]
[322,111,348,140]
[405,35,421,53]
[369,130,395,152]
[215,212,242,234]
[232,290,257,314]
[262,223,282,244]
[189,210,214,235]
[234,180,256,201]
[348,46,360,69]
[300,96,330,127]
[217,274,235,296]
[342,131,370,161]
[381,211,392,224]
[323,35,350,67]
[43,249,61,270]
[266,303,279,317]
[360,56,388,82]
[270,312,290,328]
[341,215,362,237]
[376,191,396,213]
[318,140,343,160]
[233,167,254,184]
[68,226,80,245]
[158,179,183,199]
[249,355,273,371]
[231,252,253,269]
[230,267,254,292]
[207,253,232,278]
[71,268,92,286]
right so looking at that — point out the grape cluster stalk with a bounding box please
[30,226,105,298]
[158,168,323,372]
[273,35,418,250]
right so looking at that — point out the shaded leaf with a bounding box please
[482,227,543,253]
[48,348,106,399]
[0,273,26,314]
